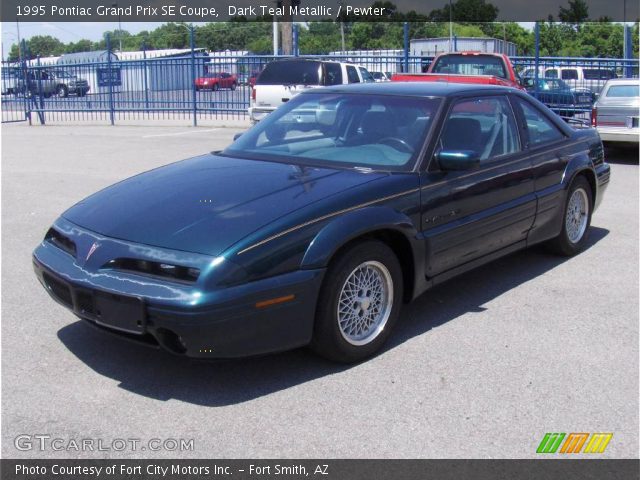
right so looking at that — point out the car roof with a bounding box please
[303,81,516,97]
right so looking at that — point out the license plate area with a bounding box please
[94,292,145,334]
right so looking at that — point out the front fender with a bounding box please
[301,205,421,269]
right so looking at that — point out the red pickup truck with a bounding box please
[392,52,525,90]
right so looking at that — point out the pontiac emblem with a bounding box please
[86,242,99,261]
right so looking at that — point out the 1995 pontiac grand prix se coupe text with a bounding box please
[33,83,610,363]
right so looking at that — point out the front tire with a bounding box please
[56,84,68,98]
[311,240,403,363]
[548,176,592,256]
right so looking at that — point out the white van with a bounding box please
[249,59,374,123]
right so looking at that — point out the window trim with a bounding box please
[511,94,569,150]
[425,93,524,172]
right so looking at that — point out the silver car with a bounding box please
[592,78,639,144]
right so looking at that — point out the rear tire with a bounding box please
[213,83,219,91]
[231,82,237,91]
[547,176,592,256]
[311,240,403,363]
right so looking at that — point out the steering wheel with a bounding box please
[379,137,414,153]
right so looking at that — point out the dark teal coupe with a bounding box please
[33,82,610,363]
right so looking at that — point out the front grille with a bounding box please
[45,228,76,258]
[76,290,96,316]
[42,272,72,308]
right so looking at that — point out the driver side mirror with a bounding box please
[436,150,480,171]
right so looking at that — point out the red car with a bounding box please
[195,72,237,91]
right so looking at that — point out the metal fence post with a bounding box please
[293,24,299,56]
[36,55,45,124]
[403,22,409,73]
[534,22,540,98]
[106,34,115,126]
[142,40,150,110]
[20,39,32,125]
[624,25,633,78]
[190,25,197,127]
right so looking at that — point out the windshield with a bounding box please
[224,92,441,171]
[432,55,507,79]
[257,61,322,85]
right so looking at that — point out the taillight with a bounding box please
[591,107,597,127]
[251,87,256,101]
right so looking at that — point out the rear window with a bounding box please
[605,85,639,98]
[561,69,578,80]
[257,61,321,86]
[584,69,615,80]
[431,54,506,79]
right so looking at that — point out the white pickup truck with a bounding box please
[249,59,374,123]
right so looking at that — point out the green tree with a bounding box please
[558,0,589,25]
[429,0,499,23]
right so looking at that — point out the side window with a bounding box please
[346,66,360,84]
[438,96,520,163]
[359,67,375,83]
[561,69,578,80]
[546,69,558,78]
[516,98,565,146]
[324,63,343,86]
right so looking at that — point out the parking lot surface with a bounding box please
[1,123,638,458]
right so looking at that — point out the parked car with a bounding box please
[522,77,593,117]
[520,66,616,95]
[393,52,526,90]
[249,59,374,123]
[15,70,57,98]
[195,72,237,91]
[371,71,391,82]
[51,70,90,97]
[1,67,20,95]
[591,78,639,144]
[33,83,610,363]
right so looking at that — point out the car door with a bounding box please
[420,94,536,277]
[509,95,573,244]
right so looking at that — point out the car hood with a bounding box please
[62,153,385,256]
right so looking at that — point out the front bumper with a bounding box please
[33,231,325,359]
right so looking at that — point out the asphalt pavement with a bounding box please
[1,123,638,458]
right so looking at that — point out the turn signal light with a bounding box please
[591,107,597,127]
[255,294,295,309]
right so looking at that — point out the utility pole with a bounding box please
[623,0,627,61]
[449,0,453,52]
[280,0,293,55]
[16,21,22,62]
[273,18,279,55]
[339,0,345,52]
[111,2,122,51]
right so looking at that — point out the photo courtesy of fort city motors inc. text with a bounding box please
[0,0,638,478]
